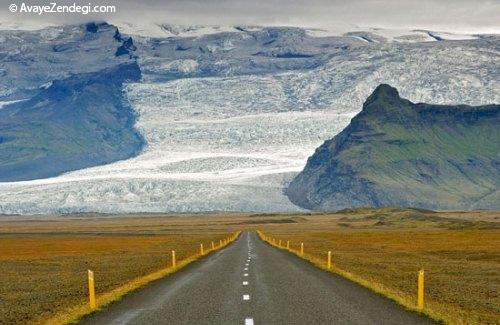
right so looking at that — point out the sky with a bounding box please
[1,0,499,34]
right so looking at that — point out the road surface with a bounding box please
[79,232,436,325]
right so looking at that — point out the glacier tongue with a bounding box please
[0,26,498,214]
[0,72,355,213]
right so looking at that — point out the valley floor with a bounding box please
[0,208,498,324]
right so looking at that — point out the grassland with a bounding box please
[0,209,498,324]
[258,208,500,324]
[0,215,236,324]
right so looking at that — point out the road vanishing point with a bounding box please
[79,232,436,325]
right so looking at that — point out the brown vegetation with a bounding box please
[0,208,498,324]
[0,216,234,324]
[258,208,500,324]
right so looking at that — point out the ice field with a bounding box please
[0,24,498,214]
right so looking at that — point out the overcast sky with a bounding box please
[1,0,499,33]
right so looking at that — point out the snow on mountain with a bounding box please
[114,21,480,43]
[0,23,498,214]
[114,21,249,38]
[0,22,132,100]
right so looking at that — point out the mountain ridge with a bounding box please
[0,21,498,214]
[286,84,500,211]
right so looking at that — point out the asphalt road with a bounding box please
[79,232,436,325]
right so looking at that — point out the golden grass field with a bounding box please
[0,208,498,324]
[0,215,237,324]
[258,208,500,324]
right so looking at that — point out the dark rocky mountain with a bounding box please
[0,62,144,181]
[286,84,500,210]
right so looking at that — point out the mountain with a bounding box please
[0,22,498,214]
[286,84,500,211]
[0,22,134,101]
[0,62,144,181]
[0,22,144,182]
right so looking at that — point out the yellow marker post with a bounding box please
[418,270,425,310]
[286,240,290,250]
[279,239,282,247]
[200,243,204,255]
[327,251,332,269]
[211,241,215,250]
[220,239,223,247]
[87,270,96,309]
[300,242,304,256]
[171,250,176,268]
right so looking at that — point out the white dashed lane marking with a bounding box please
[244,235,254,324]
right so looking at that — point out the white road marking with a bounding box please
[244,273,248,276]
[244,267,248,270]
[245,318,254,325]
[243,294,250,300]
[245,263,249,266]
[243,281,248,285]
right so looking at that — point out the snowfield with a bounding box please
[0,24,498,214]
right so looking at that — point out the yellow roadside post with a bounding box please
[418,270,425,310]
[200,243,204,255]
[87,270,96,309]
[300,242,304,256]
[327,251,332,269]
[211,241,215,250]
[220,239,222,247]
[171,250,176,268]
[286,240,290,250]
[279,239,282,247]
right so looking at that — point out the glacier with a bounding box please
[0,23,498,214]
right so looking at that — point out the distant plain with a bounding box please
[0,208,498,324]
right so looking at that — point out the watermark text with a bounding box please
[9,2,116,15]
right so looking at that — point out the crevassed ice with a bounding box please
[0,43,498,214]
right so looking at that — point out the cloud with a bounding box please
[1,0,499,33]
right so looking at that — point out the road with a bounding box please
[79,232,436,325]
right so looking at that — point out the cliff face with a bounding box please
[286,84,500,210]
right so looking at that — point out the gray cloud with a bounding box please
[1,0,499,33]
